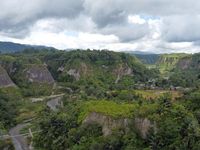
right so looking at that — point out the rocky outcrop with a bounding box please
[57,66,65,72]
[0,65,15,87]
[155,54,190,74]
[83,112,131,136]
[134,118,154,139]
[47,96,63,111]
[83,112,154,139]
[114,64,133,83]
[177,57,192,70]
[66,63,89,81]
[25,65,55,84]
[67,69,80,81]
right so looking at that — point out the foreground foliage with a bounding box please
[33,94,200,150]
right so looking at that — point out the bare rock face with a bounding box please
[83,112,131,136]
[67,69,80,81]
[66,63,89,81]
[25,65,55,84]
[47,96,63,111]
[57,66,65,72]
[0,65,15,87]
[134,118,155,139]
[83,112,153,139]
[114,64,133,83]
[177,58,192,70]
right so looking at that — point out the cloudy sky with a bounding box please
[0,0,200,53]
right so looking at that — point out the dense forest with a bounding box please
[0,49,200,150]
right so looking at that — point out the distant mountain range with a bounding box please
[0,41,55,53]
[124,51,159,64]
[124,51,157,55]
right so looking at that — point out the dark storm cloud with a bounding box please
[39,0,84,19]
[0,16,35,38]
[101,23,149,42]
[83,0,200,24]
[91,9,126,28]
[83,0,128,28]
[83,0,200,43]
[0,0,84,38]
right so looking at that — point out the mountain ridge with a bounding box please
[0,41,55,53]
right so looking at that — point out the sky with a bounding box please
[0,0,200,53]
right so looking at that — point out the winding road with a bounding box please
[7,94,64,149]
[9,123,30,150]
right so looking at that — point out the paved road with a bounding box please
[9,123,30,150]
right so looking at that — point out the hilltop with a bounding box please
[0,41,55,53]
[0,50,158,96]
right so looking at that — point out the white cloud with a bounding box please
[128,15,146,24]
[1,0,200,53]
[13,20,119,50]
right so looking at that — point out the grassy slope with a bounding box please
[134,90,181,100]
[78,100,138,122]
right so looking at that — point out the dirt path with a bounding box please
[30,93,65,103]
[9,123,30,150]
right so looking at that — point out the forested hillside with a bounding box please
[168,53,200,87]
[156,53,190,74]
[0,49,199,150]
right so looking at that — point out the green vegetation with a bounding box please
[0,49,158,96]
[16,99,46,122]
[0,49,200,150]
[168,53,200,87]
[0,87,22,129]
[32,93,200,150]
[0,139,14,150]
[156,53,189,75]
[44,50,158,85]
[134,90,181,100]
[78,100,138,122]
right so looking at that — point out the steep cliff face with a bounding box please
[63,63,133,83]
[156,54,190,74]
[67,69,80,81]
[10,64,56,96]
[83,112,131,136]
[167,53,200,87]
[176,53,200,70]
[176,57,192,70]
[25,65,55,84]
[83,112,154,139]
[44,50,155,85]
[134,118,153,139]
[0,66,15,87]
[64,63,90,81]
[0,50,155,89]
[114,64,133,83]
